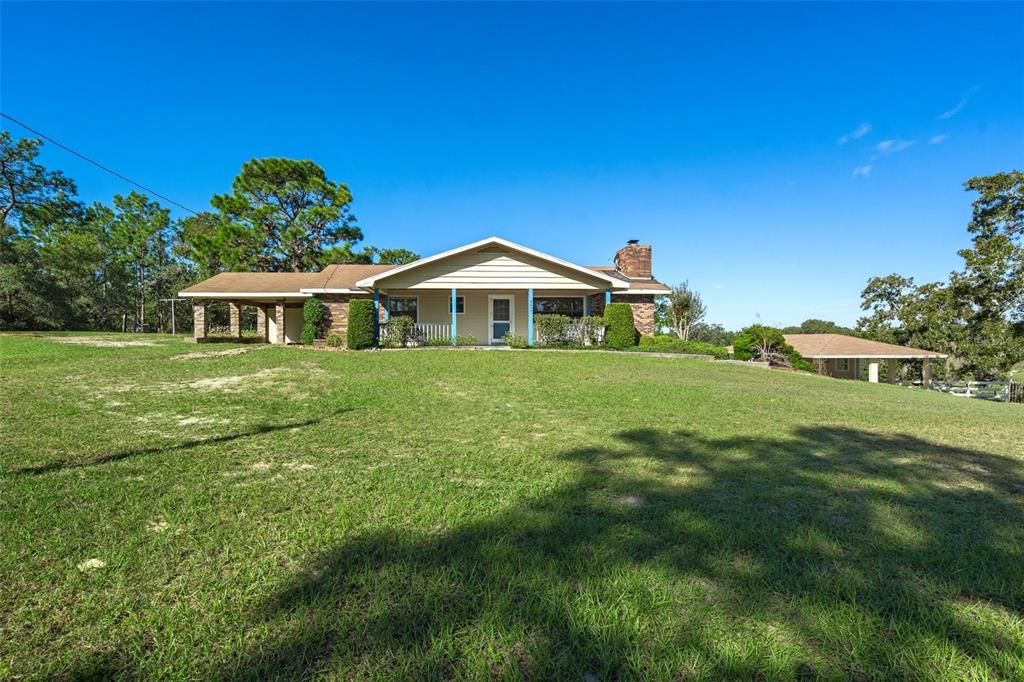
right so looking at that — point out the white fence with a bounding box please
[929,380,1024,403]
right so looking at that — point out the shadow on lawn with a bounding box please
[210,426,1024,680]
[85,426,1024,679]
[13,411,349,476]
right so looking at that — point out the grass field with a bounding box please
[2,333,1023,680]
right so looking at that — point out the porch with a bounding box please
[375,288,612,346]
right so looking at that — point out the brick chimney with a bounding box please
[613,240,652,279]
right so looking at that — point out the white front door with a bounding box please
[488,295,514,344]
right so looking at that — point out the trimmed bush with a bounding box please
[732,324,812,370]
[454,335,476,346]
[637,335,728,359]
[604,302,638,349]
[300,298,328,344]
[534,314,571,346]
[325,331,344,348]
[383,315,415,347]
[347,299,377,349]
[504,333,529,349]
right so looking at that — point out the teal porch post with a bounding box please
[451,287,457,345]
[373,287,380,344]
[527,287,534,346]
[605,289,611,307]
[584,295,591,316]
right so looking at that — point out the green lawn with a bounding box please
[2,334,1023,680]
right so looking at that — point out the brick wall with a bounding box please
[613,243,652,279]
[321,294,378,341]
[589,293,656,337]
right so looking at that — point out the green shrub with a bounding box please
[300,298,328,344]
[325,331,344,348]
[637,335,728,359]
[732,324,811,370]
[383,315,415,347]
[534,314,571,346]
[426,337,451,347]
[454,335,476,346]
[604,302,638,349]
[347,298,377,349]
[503,333,529,349]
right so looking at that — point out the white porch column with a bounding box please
[922,358,933,389]
[887,358,898,385]
[868,361,880,384]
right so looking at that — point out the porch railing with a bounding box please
[379,322,452,345]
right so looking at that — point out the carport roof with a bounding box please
[784,333,947,359]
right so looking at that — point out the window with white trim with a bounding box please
[447,296,465,314]
[388,297,418,322]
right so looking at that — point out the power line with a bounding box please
[1,112,201,216]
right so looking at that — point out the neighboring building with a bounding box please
[784,333,947,386]
[179,237,669,345]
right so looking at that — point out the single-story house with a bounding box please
[179,237,669,345]
[784,333,947,387]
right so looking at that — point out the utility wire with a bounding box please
[1,112,201,216]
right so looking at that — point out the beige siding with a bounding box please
[816,358,860,379]
[377,250,608,290]
[385,289,602,344]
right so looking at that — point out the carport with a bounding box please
[784,333,948,387]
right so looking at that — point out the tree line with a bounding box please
[0,132,418,332]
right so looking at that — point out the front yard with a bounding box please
[2,334,1022,679]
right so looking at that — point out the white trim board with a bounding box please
[178,292,312,299]
[355,236,627,289]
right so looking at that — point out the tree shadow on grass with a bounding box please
[209,426,1024,679]
[12,410,351,476]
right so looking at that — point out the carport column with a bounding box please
[228,302,242,338]
[274,301,286,345]
[922,358,933,389]
[450,287,457,345]
[887,358,898,385]
[605,289,611,306]
[584,295,591,316]
[192,300,207,342]
[255,305,268,342]
[527,288,534,346]
[868,361,880,384]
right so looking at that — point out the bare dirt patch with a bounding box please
[53,336,160,348]
[170,347,254,361]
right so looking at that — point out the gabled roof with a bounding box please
[784,333,947,359]
[354,236,627,289]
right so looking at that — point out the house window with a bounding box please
[533,297,585,318]
[388,297,418,322]
[835,359,850,371]
[447,296,465,314]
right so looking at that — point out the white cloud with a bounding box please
[838,122,872,145]
[852,165,872,177]
[939,86,980,119]
[929,134,950,145]
[873,139,914,157]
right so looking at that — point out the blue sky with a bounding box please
[2,2,1022,329]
